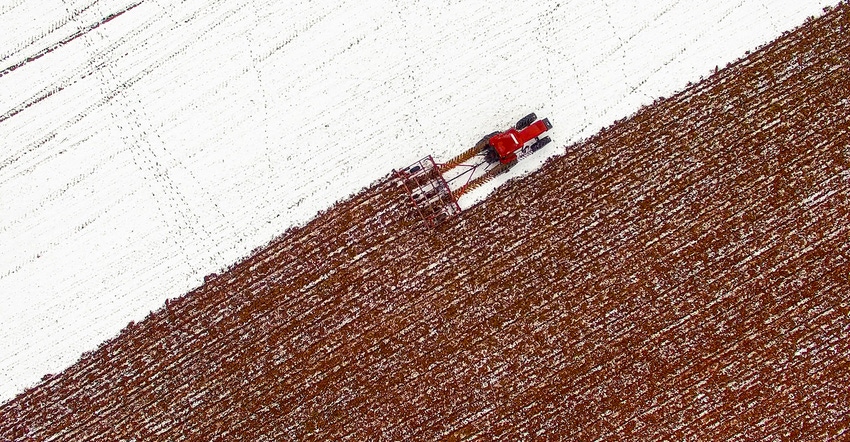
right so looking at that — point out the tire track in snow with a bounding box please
[1,0,321,184]
[156,0,349,127]
[625,0,750,96]
[0,186,142,281]
[581,0,687,73]
[0,2,145,167]
[0,135,87,186]
[0,0,257,303]
[0,0,250,173]
[0,141,131,237]
[0,1,142,79]
[0,0,26,16]
[0,0,103,66]
[0,82,67,124]
[82,0,333,273]
[133,0,354,233]
[86,35,209,276]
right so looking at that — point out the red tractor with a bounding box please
[485,113,553,165]
[394,113,553,227]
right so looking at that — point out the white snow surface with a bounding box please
[0,0,834,403]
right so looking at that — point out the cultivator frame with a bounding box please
[394,156,462,228]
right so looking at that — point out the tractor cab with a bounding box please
[487,117,553,164]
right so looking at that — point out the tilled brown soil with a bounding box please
[3,4,849,441]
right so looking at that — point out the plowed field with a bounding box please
[2,3,849,441]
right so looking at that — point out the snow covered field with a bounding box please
[0,0,834,403]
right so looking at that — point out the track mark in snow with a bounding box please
[1,0,246,173]
[759,0,781,34]
[255,2,348,64]
[0,1,143,79]
[0,141,128,236]
[626,0,748,96]
[101,75,215,276]
[0,0,100,63]
[0,186,141,281]
[0,0,27,16]
[0,84,67,124]
[0,0,104,65]
[582,0,686,74]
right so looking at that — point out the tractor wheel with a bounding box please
[477,131,500,154]
[483,146,497,164]
[531,136,552,152]
[515,113,537,130]
[479,131,500,148]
